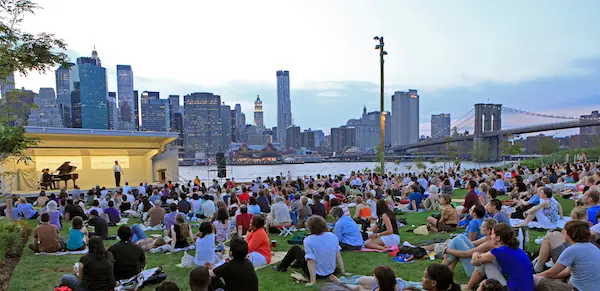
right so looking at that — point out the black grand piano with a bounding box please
[51,162,79,188]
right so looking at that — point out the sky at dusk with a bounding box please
[14,0,600,136]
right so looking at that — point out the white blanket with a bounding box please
[510,217,572,230]
[116,218,129,226]
[140,224,165,231]
[149,244,195,253]
[36,248,89,256]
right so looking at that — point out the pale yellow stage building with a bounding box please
[1,126,180,192]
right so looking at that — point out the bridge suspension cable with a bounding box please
[450,108,475,129]
[502,107,599,120]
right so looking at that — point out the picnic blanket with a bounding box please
[255,251,287,270]
[509,217,572,230]
[149,244,195,253]
[116,218,129,226]
[140,224,165,231]
[36,248,88,256]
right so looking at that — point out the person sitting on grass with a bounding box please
[424,185,441,210]
[108,226,146,281]
[462,181,481,217]
[213,208,233,245]
[194,221,221,267]
[29,212,63,253]
[437,219,497,278]
[427,194,458,233]
[330,197,351,217]
[236,205,254,236]
[583,189,600,225]
[170,213,194,251]
[365,200,400,252]
[297,196,313,228]
[420,264,461,291]
[155,281,180,291]
[245,215,272,267]
[516,187,562,229]
[164,203,179,232]
[145,200,165,227]
[103,200,121,226]
[87,210,109,240]
[66,216,88,251]
[190,266,211,291]
[407,184,423,212]
[60,236,116,291]
[535,220,600,291]
[207,237,259,291]
[532,206,588,273]
[465,223,534,291]
[332,207,364,251]
[273,215,350,287]
[16,197,38,219]
[486,199,511,225]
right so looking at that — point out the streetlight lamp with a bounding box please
[374,36,387,174]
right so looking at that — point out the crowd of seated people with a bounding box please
[7,159,600,290]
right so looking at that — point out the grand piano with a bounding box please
[51,162,79,188]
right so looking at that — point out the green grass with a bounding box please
[7,189,577,291]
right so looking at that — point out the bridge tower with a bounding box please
[473,104,502,161]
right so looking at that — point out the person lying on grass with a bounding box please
[516,187,562,229]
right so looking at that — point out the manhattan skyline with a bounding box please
[12,0,600,135]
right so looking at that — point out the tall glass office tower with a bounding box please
[117,65,135,130]
[70,56,109,129]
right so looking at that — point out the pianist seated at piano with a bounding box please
[40,169,55,190]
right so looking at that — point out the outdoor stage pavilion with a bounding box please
[1,126,180,194]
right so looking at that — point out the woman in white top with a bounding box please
[194,221,221,267]
[517,187,562,229]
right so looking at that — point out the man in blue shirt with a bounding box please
[584,189,600,225]
[493,174,507,193]
[407,184,423,211]
[466,205,486,241]
[331,207,363,251]
[486,199,511,225]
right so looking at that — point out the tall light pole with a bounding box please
[374,36,387,174]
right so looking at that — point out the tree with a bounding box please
[415,154,426,172]
[374,144,384,175]
[471,140,491,162]
[405,164,413,174]
[537,137,559,155]
[500,135,521,156]
[0,0,68,164]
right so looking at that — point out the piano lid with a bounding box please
[56,162,77,174]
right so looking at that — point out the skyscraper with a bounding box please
[70,54,109,129]
[221,104,232,151]
[352,106,392,150]
[330,126,356,153]
[301,130,316,149]
[183,92,223,158]
[91,45,102,66]
[276,70,292,145]
[431,113,451,139]
[55,64,73,127]
[286,125,301,149]
[254,95,264,129]
[116,65,135,130]
[133,90,139,130]
[234,104,244,141]
[391,89,419,146]
[1,72,16,99]
[141,95,170,132]
[107,92,119,130]
[28,88,63,128]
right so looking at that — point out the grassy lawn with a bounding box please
[7,189,576,291]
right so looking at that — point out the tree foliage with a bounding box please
[537,137,559,155]
[471,140,491,162]
[0,0,69,79]
[415,154,426,171]
[0,0,67,164]
[500,136,521,156]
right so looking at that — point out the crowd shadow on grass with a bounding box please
[8,187,572,291]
